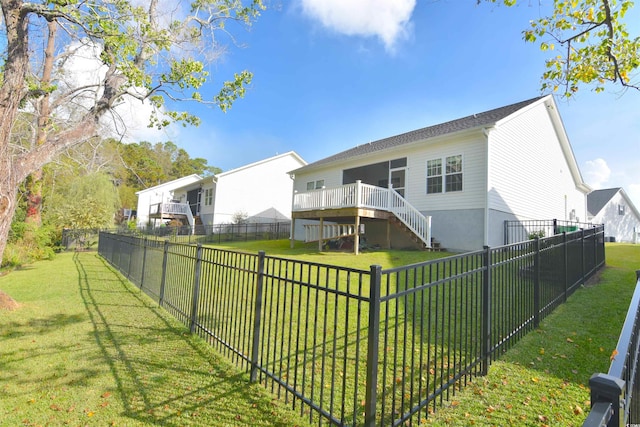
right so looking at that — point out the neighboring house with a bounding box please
[136,151,307,230]
[587,187,640,243]
[289,95,591,252]
[135,174,203,227]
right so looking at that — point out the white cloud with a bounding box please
[583,158,611,189]
[298,0,416,52]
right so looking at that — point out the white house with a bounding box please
[587,187,640,243]
[135,174,203,227]
[136,151,307,230]
[289,95,591,252]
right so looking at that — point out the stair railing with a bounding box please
[387,187,432,248]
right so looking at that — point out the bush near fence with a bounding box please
[504,218,600,245]
[98,226,605,426]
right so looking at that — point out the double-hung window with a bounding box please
[426,155,463,194]
[306,180,325,190]
[204,188,213,206]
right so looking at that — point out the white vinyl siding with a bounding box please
[591,191,640,243]
[487,101,586,221]
[294,168,344,194]
[213,153,305,224]
[405,134,487,212]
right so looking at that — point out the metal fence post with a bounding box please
[140,237,148,290]
[581,229,586,285]
[589,373,625,427]
[159,240,169,307]
[503,220,508,245]
[593,227,598,273]
[563,232,568,303]
[190,244,203,334]
[250,251,266,383]
[481,246,491,376]
[534,237,541,328]
[364,265,382,427]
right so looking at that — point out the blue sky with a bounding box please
[141,0,640,210]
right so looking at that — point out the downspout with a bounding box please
[289,173,295,248]
[482,127,494,247]
[211,175,219,225]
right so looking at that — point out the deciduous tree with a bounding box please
[488,0,640,96]
[0,0,263,261]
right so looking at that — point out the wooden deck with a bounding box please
[291,206,391,221]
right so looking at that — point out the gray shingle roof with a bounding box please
[295,96,546,172]
[587,188,621,216]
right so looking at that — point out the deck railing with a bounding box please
[293,181,431,247]
[387,187,431,247]
[149,202,194,231]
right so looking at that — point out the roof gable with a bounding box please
[216,151,306,179]
[135,174,202,195]
[587,188,621,216]
[588,187,640,220]
[294,96,545,172]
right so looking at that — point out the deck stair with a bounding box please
[194,216,206,235]
[389,216,444,251]
[387,187,432,249]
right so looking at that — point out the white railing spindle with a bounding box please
[293,182,431,248]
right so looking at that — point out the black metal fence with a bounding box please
[61,228,102,251]
[504,218,600,245]
[98,225,605,426]
[582,270,640,427]
[137,221,291,244]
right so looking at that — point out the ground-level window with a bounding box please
[204,188,213,206]
[426,155,463,194]
[306,180,325,190]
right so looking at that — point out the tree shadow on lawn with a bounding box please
[73,252,301,427]
[0,313,87,338]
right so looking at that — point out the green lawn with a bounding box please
[0,251,311,427]
[1,242,637,426]
[425,243,640,426]
[206,238,455,269]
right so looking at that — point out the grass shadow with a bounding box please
[73,252,304,426]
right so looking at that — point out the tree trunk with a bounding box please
[0,171,18,265]
[0,1,31,264]
[25,19,56,226]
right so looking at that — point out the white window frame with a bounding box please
[204,188,213,206]
[306,180,325,190]
[426,154,463,194]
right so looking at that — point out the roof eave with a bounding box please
[291,126,488,176]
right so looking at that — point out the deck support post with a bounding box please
[319,217,324,251]
[290,217,295,248]
[354,215,360,255]
[386,219,391,249]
